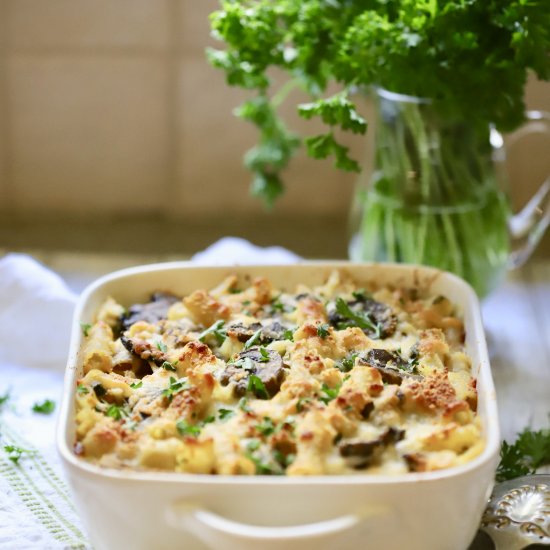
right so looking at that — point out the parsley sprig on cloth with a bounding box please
[496,426,550,482]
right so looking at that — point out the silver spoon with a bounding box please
[479,474,550,549]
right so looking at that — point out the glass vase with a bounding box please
[349,87,550,297]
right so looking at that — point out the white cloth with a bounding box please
[0,238,300,550]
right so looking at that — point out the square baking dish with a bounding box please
[57,262,500,550]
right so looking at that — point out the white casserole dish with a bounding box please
[57,262,500,550]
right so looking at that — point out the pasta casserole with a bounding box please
[74,270,483,475]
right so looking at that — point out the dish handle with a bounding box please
[165,501,388,549]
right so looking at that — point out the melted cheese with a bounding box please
[74,271,483,475]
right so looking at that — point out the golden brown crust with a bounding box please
[74,270,483,475]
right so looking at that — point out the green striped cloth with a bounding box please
[0,364,90,549]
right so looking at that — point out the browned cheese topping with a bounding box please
[74,271,483,475]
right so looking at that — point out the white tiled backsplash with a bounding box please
[0,0,548,224]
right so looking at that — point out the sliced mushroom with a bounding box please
[220,347,286,399]
[339,427,405,469]
[121,292,181,331]
[327,296,397,339]
[226,321,290,344]
[120,335,167,367]
[358,349,421,385]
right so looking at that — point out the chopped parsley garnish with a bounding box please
[229,287,243,294]
[316,323,330,339]
[258,347,270,362]
[334,298,383,339]
[296,397,312,412]
[243,328,262,350]
[177,414,216,437]
[273,449,295,468]
[155,340,168,353]
[270,297,285,312]
[239,397,252,413]
[162,377,191,402]
[76,384,89,395]
[4,445,35,464]
[198,320,227,346]
[282,329,294,341]
[232,356,256,371]
[130,381,143,390]
[336,352,358,373]
[0,391,11,411]
[256,417,276,436]
[80,322,92,337]
[496,426,550,482]
[218,408,235,420]
[352,289,372,301]
[161,361,177,372]
[246,439,261,452]
[269,296,295,314]
[176,421,201,437]
[319,383,340,405]
[105,404,128,421]
[247,374,268,399]
[32,399,55,415]
[245,445,284,475]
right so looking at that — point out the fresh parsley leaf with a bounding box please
[32,399,55,415]
[239,397,252,413]
[316,324,330,339]
[336,352,358,373]
[496,426,550,482]
[80,323,92,337]
[209,1,549,203]
[218,408,235,420]
[130,381,143,390]
[247,374,269,399]
[256,417,276,436]
[270,297,285,312]
[155,340,168,353]
[4,445,35,464]
[334,298,382,338]
[243,328,262,350]
[319,383,340,405]
[162,377,191,402]
[106,404,128,421]
[198,320,227,346]
[0,390,11,411]
[352,289,371,301]
[258,347,270,362]
[282,329,294,341]
[246,439,261,452]
[273,450,295,468]
[177,421,201,438]
[232,356,256,371]
[161,361,177,372]
[296,397,312,413]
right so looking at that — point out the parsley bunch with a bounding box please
[209,0,550,204]
[496,426,550,482]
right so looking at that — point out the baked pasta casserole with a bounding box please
[74,270,483,475]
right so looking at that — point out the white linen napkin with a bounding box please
[0,238,300,550]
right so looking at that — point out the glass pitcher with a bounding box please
[349,87,550,297]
